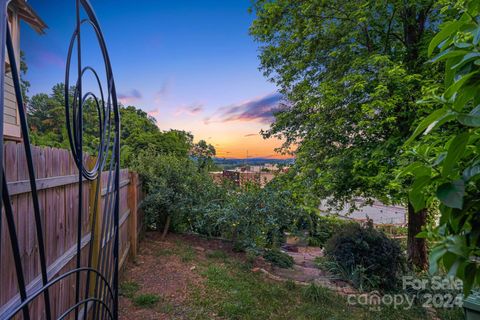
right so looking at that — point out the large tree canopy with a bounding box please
[250,0,445,204]
[250,0,454,268]
[27,84,194,167]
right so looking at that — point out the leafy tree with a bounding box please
[405,0,480,294]
[134,152,225,239]
[250,0,449,269]
[20,50,30,103]
[191,139,217,171]
[27,84,194,167]
[119,106,193,164]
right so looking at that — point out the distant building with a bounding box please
[209,171,224,184]
[216,169,276,188]
[248,165,262,173]
[264,163,278,171]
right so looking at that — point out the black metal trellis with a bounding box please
[0,0,120,319]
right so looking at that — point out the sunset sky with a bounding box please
[20,0,289,159]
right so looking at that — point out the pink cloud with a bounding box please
[205,93,284,124]
[118,89,142,105]
[148,108,160,117]
[174,104,204,116]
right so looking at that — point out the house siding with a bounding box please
[4,72,18,126]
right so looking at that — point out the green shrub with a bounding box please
[263,249,294,268]
[135,153,227,237]
[310,215,356,248]
[325,223,405,291]
[132,293,161,308]
[315,255,380,291]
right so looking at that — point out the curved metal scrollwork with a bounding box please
[0,0,120,318]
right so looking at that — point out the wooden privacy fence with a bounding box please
[0,143,144,318]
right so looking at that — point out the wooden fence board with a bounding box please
[0,144,144,318]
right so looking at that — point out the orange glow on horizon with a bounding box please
[156,105,294,159]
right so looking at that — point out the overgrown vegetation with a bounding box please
[308,215,356,248]
[263,249,294,269]
[135,151,305,250]
[325,223,406,291]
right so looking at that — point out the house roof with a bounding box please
[9,0,48,34]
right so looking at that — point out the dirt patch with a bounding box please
[119,233,205,319]
[119,232,270,319]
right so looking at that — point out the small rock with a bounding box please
[342,287,356,295]
[190,266,196,271]
[251,267,260,273]
[194,246,205,252]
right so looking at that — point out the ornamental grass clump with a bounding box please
[325,223,405,291]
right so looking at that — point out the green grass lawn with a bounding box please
[187,257,447,320]
[120,234,464,320]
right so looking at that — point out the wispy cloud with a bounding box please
[244,133,257,137]
[154,80,171,105]
[174,104,204,116]
[148,108,160,117]
[31,50,65,68]
[118,89,142,105]
[205,93,283,124]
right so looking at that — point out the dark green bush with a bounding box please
[325,223,405,291]
[135,152,227,236]
[263,249,294,268]
[309,215,356,247]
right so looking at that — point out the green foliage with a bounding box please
[302,284,333,304]
[249,0,447,208]
[325,223,405,291]
[132,293,161,308]
[27,84,193,167]
[263,249,294,269]
[136,149,306,250]
[216,183,306,250]
[134,152,224,234]
[309,215,356,248]
[404,0,480,294]
[191,139,217,171]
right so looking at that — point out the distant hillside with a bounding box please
[214,157,294,169]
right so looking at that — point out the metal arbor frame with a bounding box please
[0,0,120,319]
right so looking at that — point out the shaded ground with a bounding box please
[119,232,463,320]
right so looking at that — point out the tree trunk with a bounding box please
[161,215,171,240]
[407,202,428,270]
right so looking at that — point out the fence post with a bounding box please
[127,171,138,258]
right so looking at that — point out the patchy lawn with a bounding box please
[119,232,463,320]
